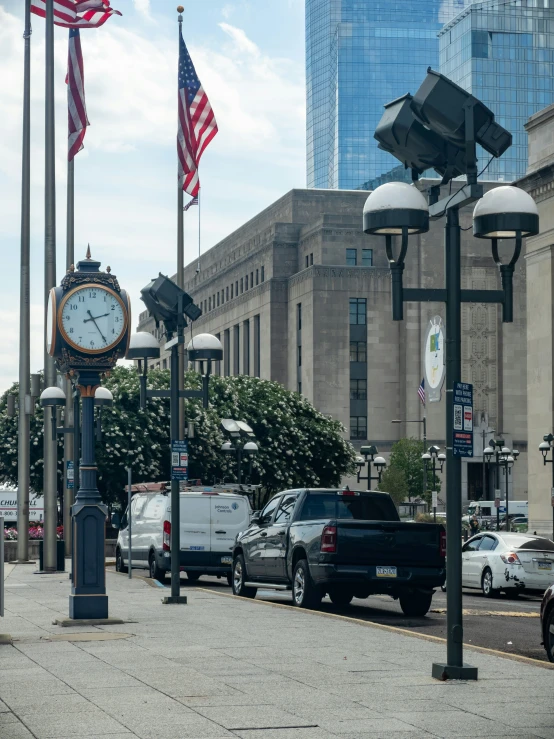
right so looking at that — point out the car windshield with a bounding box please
[502,535,554,551]
[298,492,399,522]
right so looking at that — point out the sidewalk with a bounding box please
[0,564,553,739]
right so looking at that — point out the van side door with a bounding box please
[211,496,250,568]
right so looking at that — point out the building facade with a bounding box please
[137,187,528,507]
[305,0,471,190]
[439,0,554,183]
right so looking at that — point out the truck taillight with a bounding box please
[440,530,446,558]
[321,525,337,553]
[163,520,171,551]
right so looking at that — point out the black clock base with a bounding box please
[69,594,108,620]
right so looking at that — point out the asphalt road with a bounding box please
[167,573,548,663]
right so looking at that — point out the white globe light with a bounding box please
[40,386,66,407]
[126,331,160,360]
[473,186,539,238]
[95,387,114,407]
[374,456,386,467]
[243,441,258,453]
[363,182,429,235]
[187,333,223,362]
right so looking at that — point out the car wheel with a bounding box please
[186,571,201,582]
[292,559,322,609]
[115,548,127,574]
[232,554,257,598]
[544,608,554,663]
[328,589,354,607]
[149,554,166,584]
[399,591,433,617]
[481,568,499,598]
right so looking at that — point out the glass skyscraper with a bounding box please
[305,0,471,190]
[439,1,554,182]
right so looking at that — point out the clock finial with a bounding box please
[106,266,111,273]
[86,244,91,260]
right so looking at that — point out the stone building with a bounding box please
[137,187,528,506]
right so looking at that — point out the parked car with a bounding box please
[462,532,554,596]
[540,582,554,662]
[115,489,252,583]
[231,488,446,616]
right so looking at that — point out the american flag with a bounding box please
[30,0,121,28]
[178,28,218,197]
[183,196,199,212]
[67,28,89,161]
[418,378,426,406]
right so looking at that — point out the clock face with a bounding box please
[59,285,127,353]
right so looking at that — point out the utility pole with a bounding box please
[17,0,32,564]
[43,0,58,572]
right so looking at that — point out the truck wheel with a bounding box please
[232,554,257,598]
[328,589,354,607]
[186,572,201,582]
[544,608,554,663]
[292,559,322,609]
[149,554,166,584]
[399,591,433,617]
[481,568,499,598]
[115,548,127,574]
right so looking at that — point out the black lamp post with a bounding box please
[499,451,516,530]
[539,434,554,541]
[364,68,540,681]
[356,445,386,489]
[132,274,223,604]
[422,446,445,522]
[221,419,258,487]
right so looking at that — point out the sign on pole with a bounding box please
[424,316,445,403]
[66,461,74,490]
[171,440,188,481]
[432,491,438,509]
[453,382,473,457]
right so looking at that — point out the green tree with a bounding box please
[378,466,409,507]
[385,437,441,506]
[0,367,357,510]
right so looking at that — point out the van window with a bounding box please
[133,495,147,518]
[144,496,164,521]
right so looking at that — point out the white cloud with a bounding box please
[133,0,152,20]
[221,4,235,19]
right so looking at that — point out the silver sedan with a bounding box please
[461,532,554,597]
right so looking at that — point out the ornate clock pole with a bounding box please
[45,248,130,619]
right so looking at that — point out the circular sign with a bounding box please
[424,316,445,402]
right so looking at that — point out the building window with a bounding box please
[349,298,366,325]
[350,416,367,440]
[243,319,250,376]
[297,303,302,331]
[310,253,313,265]
[256,269,259,285]
[231,284,234,299]
[362,249,373,267]
[305,255,309,268]
[298,345,302,367]
[350,379,367,401]
[221,289,224,304]
[350,341,367,363]
[162,359,167,370]
[235,280,238,295]
[254,315,260,377]
[250,271,254,288]
[213,294,216,309]
[240,278,244,294]
[245,275,249,291]
[346,248,357,266]
[224,329,230,376]
[233,325,240,375]
[226,286,229,301]
[208,297,211,311]
[215,333,221,375]
[217,292,220,307]
[297,382,302,395]
[261,266,265,282]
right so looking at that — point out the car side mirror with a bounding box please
[111,512,121,529]
[251,513,261,526]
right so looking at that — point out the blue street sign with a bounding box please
[66,460,74,490]
[453,382,473,457]
[171,440,188,481]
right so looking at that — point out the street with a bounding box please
[165,573,547,663]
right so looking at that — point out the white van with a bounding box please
[115,490,252,583]
[466,500,528,520]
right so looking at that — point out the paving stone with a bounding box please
[21,710,129,738]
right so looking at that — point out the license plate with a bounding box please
[221,556,232,565]
[538,561,552,571]
[376,566,397,578]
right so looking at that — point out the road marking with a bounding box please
[431,608,539,617]
[197,588,554,671]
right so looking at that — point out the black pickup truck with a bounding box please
[232,488,446,616]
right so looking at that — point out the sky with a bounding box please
[0,0,306,393]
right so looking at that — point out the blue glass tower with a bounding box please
[305,0,471,190]
[439,2,554,182]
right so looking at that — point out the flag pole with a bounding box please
[197,186,201,272]
[17,0,32,564]
[177,5,185,441]
[64,143,75,559]
[43,0,58,573]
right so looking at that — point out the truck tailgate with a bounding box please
[334,521,444,568]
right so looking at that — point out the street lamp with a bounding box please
[539,434,554,541]
[499,451,516,530]
[221,421,259,486]
[422,446,446,522]
[483,439,506,530]
[133,275,223,604]
[356,445,386,488]
[365,68,539,681]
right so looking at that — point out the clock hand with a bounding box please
[83,313,110,323]
[86,310,107,344]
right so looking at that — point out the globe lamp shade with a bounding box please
[473,186,539,239]
[187,333,224,362]
[363,182,429,236]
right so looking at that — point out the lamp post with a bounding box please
[132,275,222,603]
[364,68,539,681]
[355,445,386,489]
[392,418,427,501]
[484,439,505,530]
[422,446,446,522]
[539,434,554,540]
[222,440,259,486]
[499,451,516,530]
